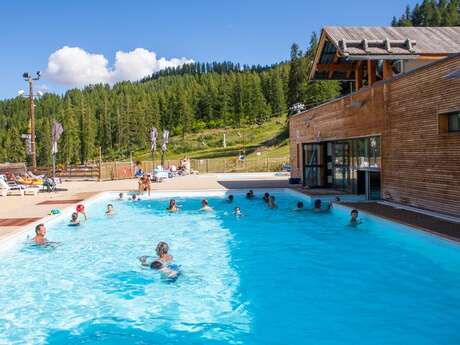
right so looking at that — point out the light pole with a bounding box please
[20,71,41,171]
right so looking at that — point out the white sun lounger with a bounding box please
[0,177,39,196]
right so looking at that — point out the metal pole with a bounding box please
[29,78,37,170]
[52,153,56,180]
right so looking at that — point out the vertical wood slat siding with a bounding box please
[290,56,460,215]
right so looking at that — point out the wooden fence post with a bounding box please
[98,147,102,182]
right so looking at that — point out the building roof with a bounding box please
[324,26,460,56]
[310,26,460,81]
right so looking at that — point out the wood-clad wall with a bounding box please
[290,55,460,215]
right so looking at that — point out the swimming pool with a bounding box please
[0,189,459,345]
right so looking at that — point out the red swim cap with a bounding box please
[76,204,85,212]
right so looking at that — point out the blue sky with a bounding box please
[0,0,418,99]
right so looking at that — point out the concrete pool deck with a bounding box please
[0,173,459,243]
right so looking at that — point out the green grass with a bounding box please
[134,114,289,161]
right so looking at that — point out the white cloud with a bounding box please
[45,46,194,87]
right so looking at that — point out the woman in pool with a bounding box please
[227,194,234,203]
[132,194,140,201]
[105,204,114,216]
[118,193,124,200]
[69,212,80,226]
[234,207,242,216]
[167,199,178,212]
[200,199,213,212]
[268,195,277,209]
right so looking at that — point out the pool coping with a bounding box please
[0,188,458,252]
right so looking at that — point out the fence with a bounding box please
[35,156,289,181]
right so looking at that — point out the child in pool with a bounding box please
[76,204,87,220]
[69,212,80,226]
[234,207,242,216]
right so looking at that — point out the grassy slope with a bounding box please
[135,114,289,161]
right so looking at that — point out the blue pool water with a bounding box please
[0,190,459,345]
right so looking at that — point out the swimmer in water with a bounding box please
[350,209,361,226]
[33,224,47,245]
[150,260,178,279]
[167,199,178,212]
[105,204,114,216]
[227,194,234,203]
[234,207,242,216]
[313,199,332,212]
[69,212,80,226]
[132,194,140,201]
[200,199,213,212]
[246,190,254,200]
[295,201,304,211]
[118,193,124,200]
[263,192,270,203]
[268,195,277,209]
[76,204,87,221]
[156,241,173,263]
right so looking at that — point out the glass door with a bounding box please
[302,144,324,187]
[334,142,351,191]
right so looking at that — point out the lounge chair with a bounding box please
[0,175,39,196]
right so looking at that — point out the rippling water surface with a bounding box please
[0,191,459,345]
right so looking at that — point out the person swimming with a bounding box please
[69,212,80,226]
[200,199,213,212]
[268,195,277,209]
[132,194,140,201]
[167,199,178,212]
[106,204,114,216]
[313,199,332,212]
[350,209,361,225]
[30,223,60,248]
[246,190,254,200]
[295,201,304,211]
[76,204,88,221]
[263,192,270,203]
[156,241,173,263]
[118,193,124,200]
[33,224,47,245]
[227,194,234,203]
[234,206,242,216]
[149,260,178,279]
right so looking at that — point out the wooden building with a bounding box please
[290,27,460,216]
[312,26,460,90]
